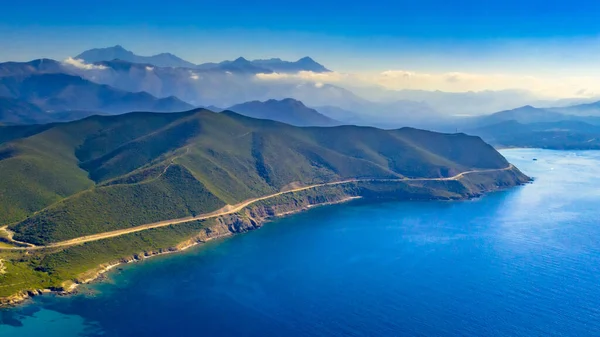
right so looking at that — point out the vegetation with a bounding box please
[0,218,214,298]
[0,108,529,303]
[0,109,515,244]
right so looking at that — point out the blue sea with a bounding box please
[2,149,600,336]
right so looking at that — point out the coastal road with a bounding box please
[0,165,514,251]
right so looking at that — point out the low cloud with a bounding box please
[255,69,600,98]
[63,57,107,70]
[189,70,200,80]
[255,71,345,83]
[145,66,154,71]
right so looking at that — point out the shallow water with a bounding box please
[2,149,600,336]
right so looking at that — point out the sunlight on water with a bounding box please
[2,149,600,337]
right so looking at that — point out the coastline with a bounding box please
[0,196,362,308]
[0,167,531,308]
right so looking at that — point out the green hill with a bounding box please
[0,109,530,302]
[0,109,526,245]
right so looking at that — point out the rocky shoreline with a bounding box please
[0,195,362,308]
[0,168,531,308]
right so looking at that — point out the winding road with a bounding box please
[0,165,514,251]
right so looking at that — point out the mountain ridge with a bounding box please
[74,45,331,73]
[0,108,526,245]
[76,45,197,68]
[227,98,340,126]
[0,71,194,123]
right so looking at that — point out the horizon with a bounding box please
[3,0,600,98]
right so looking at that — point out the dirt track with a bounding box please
[0,165,513,251]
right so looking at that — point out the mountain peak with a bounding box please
[298,56,315,62]
[227,98,338,127]
[279,98,306,106]
[75,46,196,68]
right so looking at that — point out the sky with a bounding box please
[3,0,600,97]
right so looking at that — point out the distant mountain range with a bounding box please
[468,120,600,150]
[0,60,194,124]
[76,45,197,68]
[75,45,331,74]
[228,98,340,127]
[0,97,49,125]
[60,58,363,109]
[5,51,600,150]
[0,58,67,77]
[467,105,600,127]
[460,105,600,149]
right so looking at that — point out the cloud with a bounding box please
[254,69,600,98]
[145,66,154,71]
[189,70,200,80]
[63,57,107,70]
[255,71,345,83]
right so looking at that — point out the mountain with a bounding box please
[469,120,600,150]
[63,59,362,108]
[250,56,330,73]
[0,97,49,124]
[75,46,331,74]
[313,106,366,125]
[76,45,197,68]
[197,56,330,73]
[227,98,340,126]
[0,109,526,244]
[0,58,67,78]
[0,109,528,301]
[551,100,600,117]
[474,105,569,125]
[200,57,274,74]
[467,105,600,128]
[345,88,546,116]
[0,72,193,115]
[0,96,108,125]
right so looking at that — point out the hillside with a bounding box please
[469,120,600,149]
[228,98,341,126]
[0,73,193,115]
[0,109,529,303]
[0,59,66,78]
[470,105,600,126]
[0,109,527,246]
[0,97,49,124]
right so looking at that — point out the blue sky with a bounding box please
[3,0,600,96]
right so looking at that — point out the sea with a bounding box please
[2,148,600,336]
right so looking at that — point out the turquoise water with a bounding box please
[2,149,600,336]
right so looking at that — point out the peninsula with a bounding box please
[0,109,530,306]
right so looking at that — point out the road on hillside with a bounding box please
[0,165,514,251]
